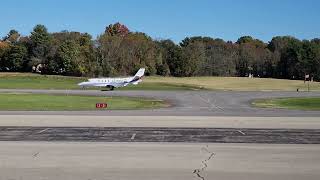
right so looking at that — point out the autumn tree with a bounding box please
[236,36,273,77]
[97,25,160,76]
[0,41,10,71]
[157,40,181,76]
[105,22,130,37]
[29,24,52,73]
[3,29,20,44]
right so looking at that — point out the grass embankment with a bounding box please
[0,93,167,110]
[253,97,320,110]
[1,72,320,91]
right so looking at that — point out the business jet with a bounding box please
[78,68,145,90]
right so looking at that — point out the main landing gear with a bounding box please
[106,85,115,91]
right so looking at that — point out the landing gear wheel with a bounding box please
[105,85,115,91]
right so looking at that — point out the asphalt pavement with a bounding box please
[0,126,319,144]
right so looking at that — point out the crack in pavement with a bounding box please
[33,152,39,158]
[193,145,215,180]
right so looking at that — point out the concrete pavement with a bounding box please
[0,115,320,129]
[1,142,320,180]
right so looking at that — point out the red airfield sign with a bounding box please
[96,103,107,108]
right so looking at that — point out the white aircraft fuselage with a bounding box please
[78,68,145,90]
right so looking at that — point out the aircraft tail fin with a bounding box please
[129,68,145,84]
[134,68,145,78]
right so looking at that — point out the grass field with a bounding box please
[253,97,320,110]
[144,76,320,91]
[0,72,320,91]
[0,93,167,110]
[0,73,200,90]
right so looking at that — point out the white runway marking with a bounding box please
[36,128,49,134]
[197,94,224,112]
[237,130,246,135]
[131,133,136,140]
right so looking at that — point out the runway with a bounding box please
[1,126,320,144]
[1,89,320,116]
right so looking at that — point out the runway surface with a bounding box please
[1,126,320,144]
[1,142,320,180]
[1,89,320,116]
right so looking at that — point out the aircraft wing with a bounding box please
[93,82,126,88]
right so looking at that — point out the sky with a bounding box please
[1,0,320,43]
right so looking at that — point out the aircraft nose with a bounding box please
[78,82,85,86]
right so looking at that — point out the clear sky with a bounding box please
[1,0,320,43]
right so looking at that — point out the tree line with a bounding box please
[1,23,320,80]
